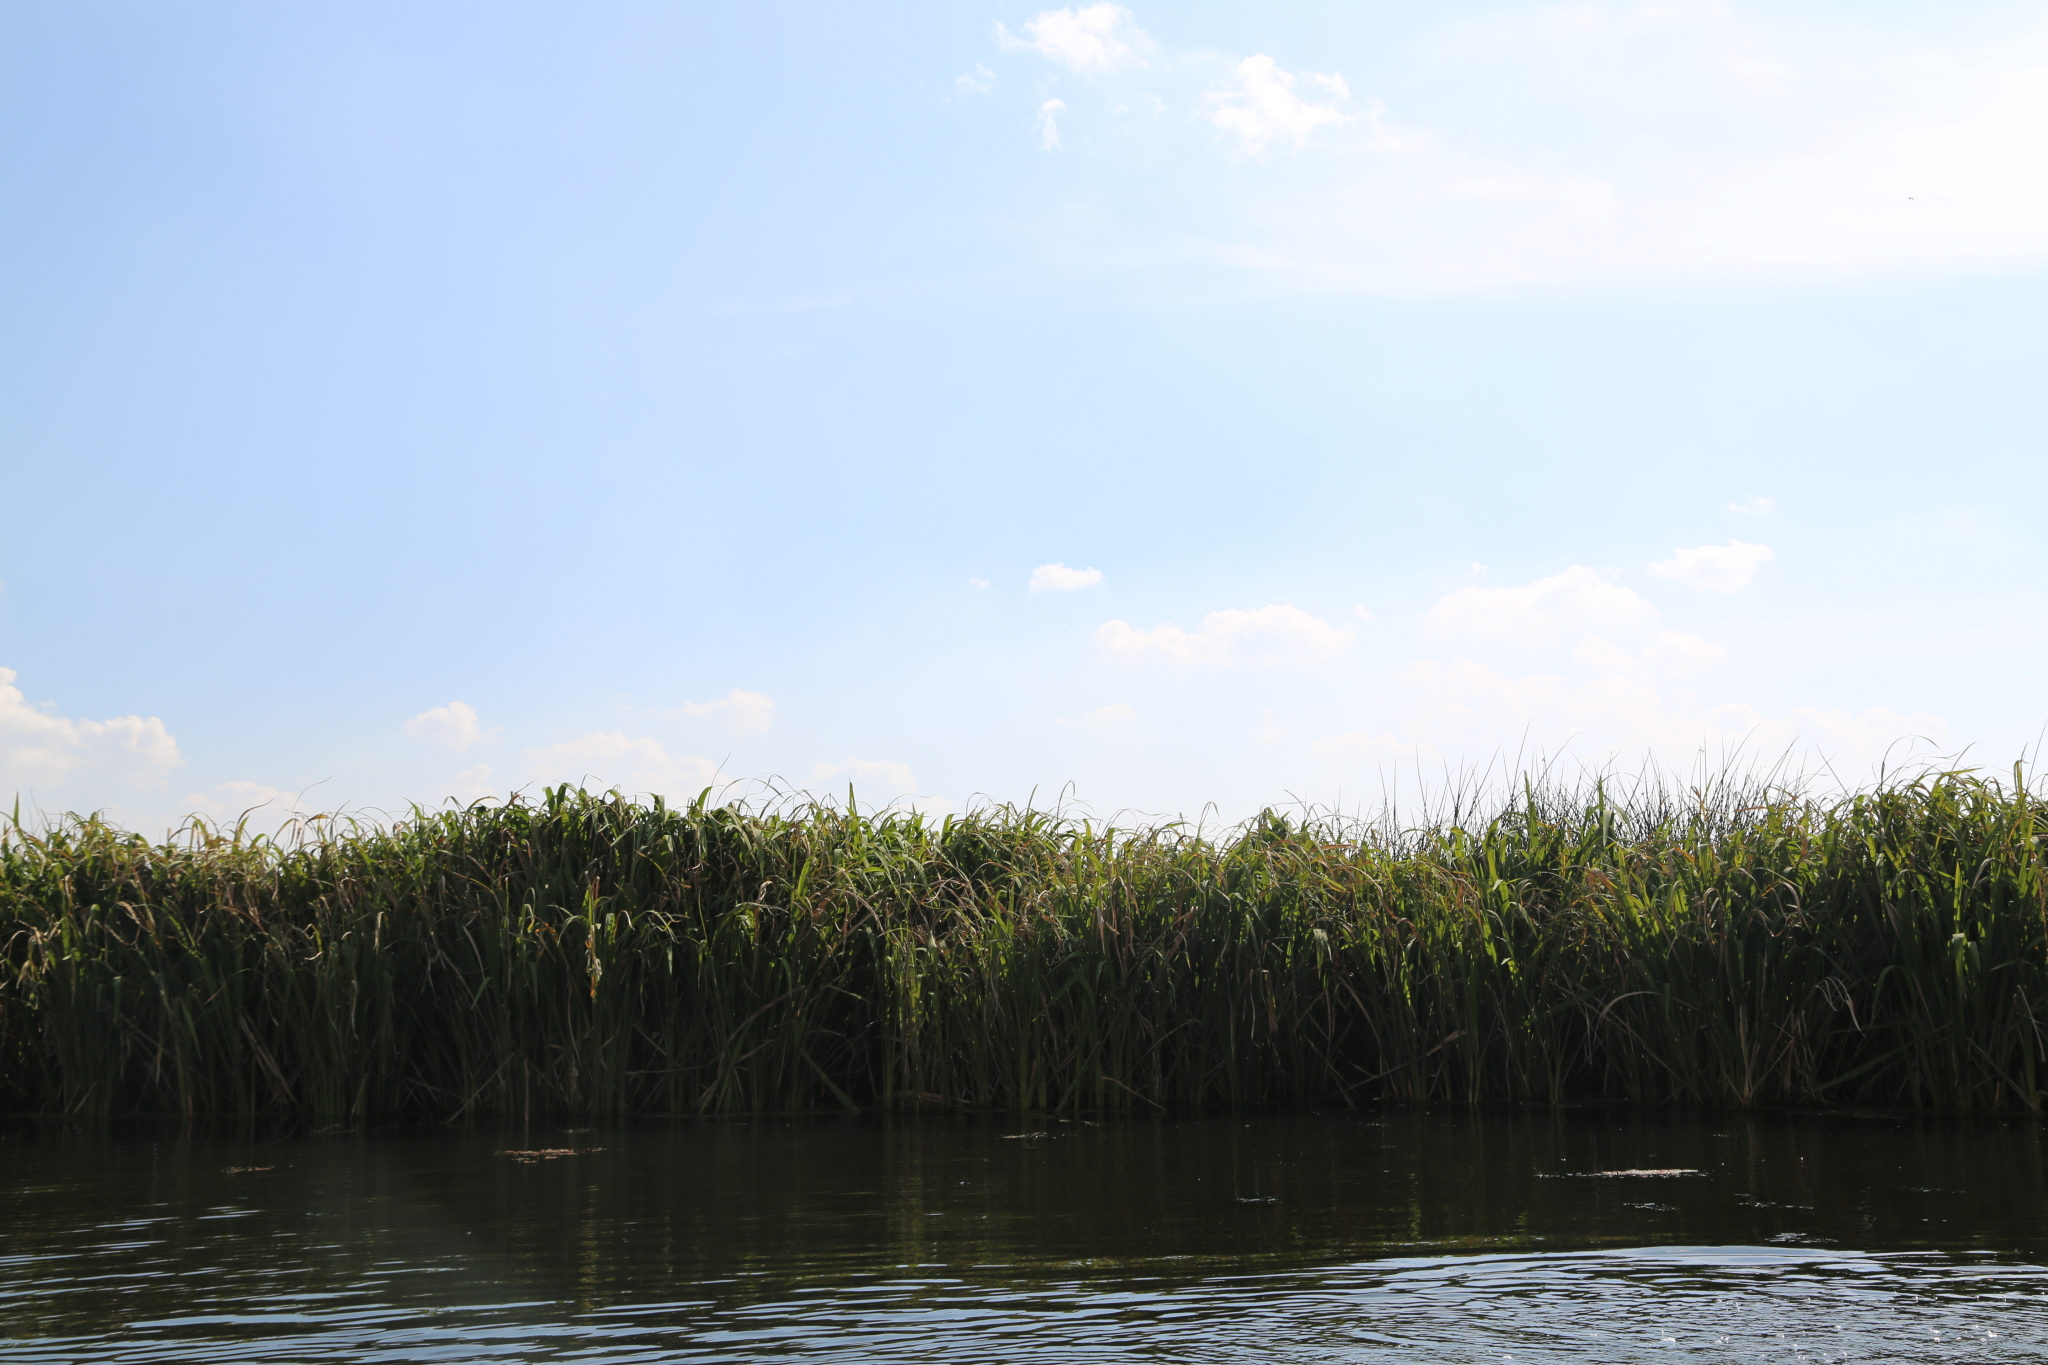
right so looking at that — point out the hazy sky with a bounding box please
[5,0,2048,831]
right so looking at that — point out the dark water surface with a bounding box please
[3,1109,2044,1362]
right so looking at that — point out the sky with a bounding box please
[4,0,2048,832]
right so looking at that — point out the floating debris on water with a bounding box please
[498,1148,604,1164]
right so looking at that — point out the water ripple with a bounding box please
[4,1111,2045,1362]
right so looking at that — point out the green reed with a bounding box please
[2,770,2045,1119]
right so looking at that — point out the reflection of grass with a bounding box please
[3,771,2045,1118]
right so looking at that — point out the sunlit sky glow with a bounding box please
[4,0,2047,831]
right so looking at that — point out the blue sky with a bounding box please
[4,0,2047,830]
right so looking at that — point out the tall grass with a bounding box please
[2,770,2045,1119]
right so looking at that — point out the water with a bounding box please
[2,1109,2043,1362]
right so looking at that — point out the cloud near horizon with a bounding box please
[805,756,921,796]
[1312,659,1949,787]
[178,780,319,825]
[1306,560,1943,785]
[1097,604,1350,668]
[524,732,720,798]
[0,666,182,796]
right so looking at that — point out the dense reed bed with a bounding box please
[2,771,2045,1120]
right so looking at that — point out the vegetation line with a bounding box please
[3,770,2045,1119]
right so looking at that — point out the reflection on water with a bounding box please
[1,1110,2043,1362]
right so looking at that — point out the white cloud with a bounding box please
[1309,650,1947,788]
[449,764,499,803]
[1060,702,1135,729]
[1310,730,1441,768]
[1391,656,1752,759]
[1030,561,1102,592]
[0,667,182,795]
[178,781,318,826]
[806,756,920,795]
[1642,630,1725,677]
[1097,603,1351,668]
[1649,541,1775,593]
[1424,566,1657,648]
[1570,635,1636,674]
[1727,495,1776,516]
[998,4,1151,74]
[681,688,776,735]
[403,700,499,750]
[968,577,991,589]
[1014,6,2048,293]
[1574,630,1724,677]
[1201,54,1354,158]
[1351,604,1376,621]
[524,733,720,798]
[1257,708,1286,746]
[1790,706,1951,772]
[1036,98,1066,151]
[955,63,997,95]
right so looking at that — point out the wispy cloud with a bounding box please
[1258,708,1286,746]
[954,63,996,96]
[806,756,920,794]
[681,688,776,735]
[987,4,2048,292]
[1201,55,1353,158]
[1649,542,1774,594]
[403,700,500,750]
[1036,99,1067,151]
[1312,645,1946,788]
[1310,729,1440,768]
[998,4,1151,75]
[1641,631,1726,677]
[178,780,319,825]
[1030,561,1102,592]
[1571,630,1725,678]
[1727,495,1776,517]
[1097,604,1350,668]
[524,733,720,797]
[1424,566,1656,649]
[1060,702,1135,728]
[447,765,499,803]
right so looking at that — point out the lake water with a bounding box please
[2,1108,2043,1362]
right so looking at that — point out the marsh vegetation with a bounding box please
[3,771,2044,1119]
